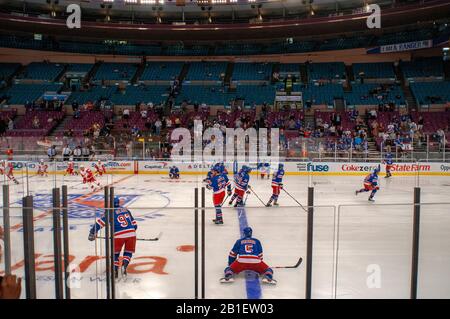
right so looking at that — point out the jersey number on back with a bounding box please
[117,214,131,227]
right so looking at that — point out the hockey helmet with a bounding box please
[243,227,253,238]
[113,197,121,208]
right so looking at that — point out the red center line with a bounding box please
[10,174,134,231]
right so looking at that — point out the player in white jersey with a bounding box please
[37,159,48,177]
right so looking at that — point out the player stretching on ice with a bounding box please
[64,161,78,176]
[207,166,232,225]
[94,160,106,176]
[0,160,19,184]
[221,227,276,284]
[229,166,251,207]
[383,152,394,178]
[169,166,180,179]
[37,159,48,177]
[79,165,101,191]
[266,163,285,207]
[88,197,138,278]
[355,166,380,202]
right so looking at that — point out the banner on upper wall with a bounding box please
[367,39,434,54]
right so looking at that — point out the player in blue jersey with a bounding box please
[203,162,227,183]
[88,197,138,278]
[355,166,380,202]
[229,166,251,207]
[221,227,276,284]
[383,152,394,178]
[207,166,232,225]
[266,163,285,207]
[169,166,180,179]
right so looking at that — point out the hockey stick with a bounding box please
[272,257,303,269]
[98,232,163,242]
[248,186,267,206]
[281,188,307,212]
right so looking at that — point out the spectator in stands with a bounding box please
[131,125,141,138]
[417,116,424,132]
[73,145,82,161]
[350,109,358,122]
[154,119,162,136]
[0,274,22,299]
[141,109,147,119]
[123,108,130,120]
[6,146,13,160]
[369,109,377,120]
[32,116,40,129]
[74,109,81,119]
[47,145,56,161]
[0,118,6,136]
[7,117,13,130]
[81,145,90,161]
[62,145,71,161]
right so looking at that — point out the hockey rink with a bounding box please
[1,170,450,299]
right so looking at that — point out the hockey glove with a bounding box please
[88,232,96,241]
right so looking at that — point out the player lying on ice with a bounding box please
[169,166,180,179]
[221,226,276,285]
[88,197,138,278]
[355,165,380,202]
[229,165,251,207]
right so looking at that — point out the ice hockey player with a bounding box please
[207,166,232,225]
[229,165,251,207]
[37,159,48,177]
[259,162,271,179]
[383,152,394,178]
[88,197,137,278]
[169,166,180,179]
[221,226,276,285]
[79,165,101,191]
[94,160,106,176]
[266,163,285,207]
[0,160,19,184]
[355,166,380,202]
[64,161,78,176]
[203,162,227,183]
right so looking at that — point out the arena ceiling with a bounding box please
[0,0,403,23]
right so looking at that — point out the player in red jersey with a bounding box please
[79,165,101,191]
[64,161,78,176]
[94,160,106,176]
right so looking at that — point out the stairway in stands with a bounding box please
[395,63,418,112]
[178,63,190,82]
[300,64,308,84]
[49,116,72,137]
[131,60,146,84]
[224,62,235,85]
[444,59,450,81]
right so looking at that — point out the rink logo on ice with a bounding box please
[366,264,381,289]
[28,194,139,218]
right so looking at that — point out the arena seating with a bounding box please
[0,63,20,79]
[140,62,184,81]
[301,83,344,106]
[66,63,94,73]
[401,57,444,79]
[186,62,227,81]
[66,86,116,105]
[166,45,209,56]
[3,83,62,105]
[114,110,160,132]
[0,109,17,121]
[6,110,64,136]
[110,85,169,105]
[352,62,396,79]
[409,81,450,106]
[307,62,346,82]
[176,85,234,106]
[318,36,372,51]
[345,84,405,106]
[93,63,137,82]
[214,44,262,56]
[63,110,113,136]
[278,64,301,75]
[231,63,273,81]
[19,62,64,81]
